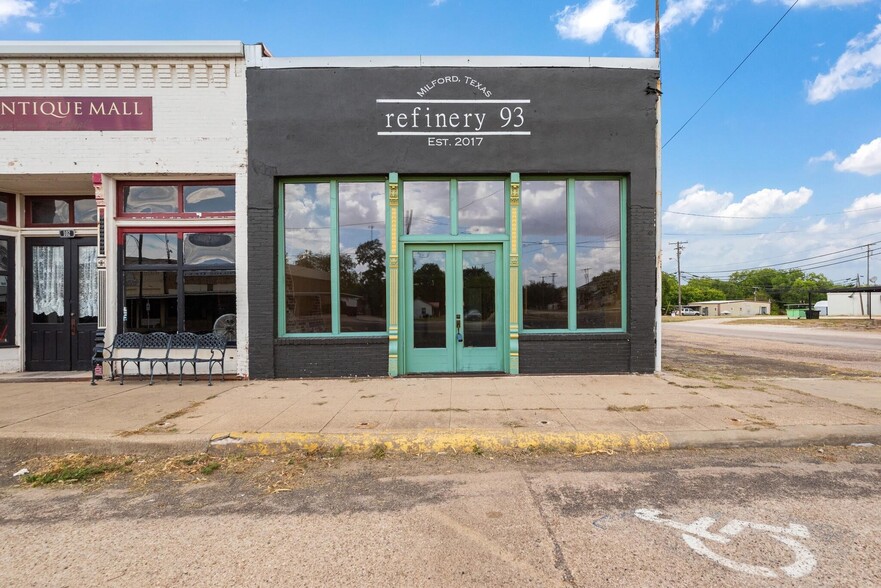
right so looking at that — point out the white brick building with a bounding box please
[0,42,264,375]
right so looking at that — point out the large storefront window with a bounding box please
[0,237,13,345]
[281,180,387,335]
[122,231,236,341]
[521,178,624,331]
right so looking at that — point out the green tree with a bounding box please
[355,239,386,316]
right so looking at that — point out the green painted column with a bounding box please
[508,174,520,374]
[387,173,400,376]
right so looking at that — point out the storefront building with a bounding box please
[0,41,264,375]
[247,56,660,377]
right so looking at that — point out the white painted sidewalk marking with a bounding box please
[635,508,816,579]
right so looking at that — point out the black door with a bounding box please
[25,237,98,371]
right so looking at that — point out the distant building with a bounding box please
[689,300,771,317]
[826,291,881,317]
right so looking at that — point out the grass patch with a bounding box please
[21,455,128,487]
[200,462,221,475]
[607,404,649,412]
[471,444,484,456]
[370,444,387,459]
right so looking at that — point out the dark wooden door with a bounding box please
[25,237,98,371]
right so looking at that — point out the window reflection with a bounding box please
[123,185,178,214]
[521,181,568,329]
[403,181,450,235]
[412,251,446,348]
[124,271,178,333]
[74,199,98,224]
[458,181,505,235]
[0,194,9,224]
[125,234,178,265]
[184,186,235,213]
[339,182,386,332]
[183,233,235,266]
[31,199,69,225]
[284,183,332,333]
[462,250,496,348]
[183,271,236,334]
[575,181,621,329]
[122,230,236,341]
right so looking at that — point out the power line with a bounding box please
[664,203,881,221]
[666,217,881,237]
[663,0,800,149]
[691,248,881,277]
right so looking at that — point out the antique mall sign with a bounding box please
[0,97,153,131]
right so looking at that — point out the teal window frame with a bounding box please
[278,177,389,338]
[519,175,627,334]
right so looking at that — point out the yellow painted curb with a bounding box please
[209,430,670,455]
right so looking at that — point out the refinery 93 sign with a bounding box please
[377,75,530,147]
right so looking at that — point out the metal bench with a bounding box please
[93,331,229,386]
[92,332,143,385]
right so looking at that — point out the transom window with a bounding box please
[0,193,13,226]
[121,230,236,341]
[119,181,235,216]
[280,179,387,335]
[401,179,506,236]
[26,197,96,227]
[521,178,624,331]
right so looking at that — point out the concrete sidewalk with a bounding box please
[1,372,880,456]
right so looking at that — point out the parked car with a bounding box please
[465,309,482,321]
[680,308,701,316]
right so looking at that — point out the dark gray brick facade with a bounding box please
[247,63,658,378]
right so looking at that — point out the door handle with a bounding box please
[70,313,78,337]
[456,314,463,343]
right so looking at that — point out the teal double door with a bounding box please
[404,244,504,374]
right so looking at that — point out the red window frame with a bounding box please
[0,193,16,226]
[25,196,96,228]
[117,180,236,220]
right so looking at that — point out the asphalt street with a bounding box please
[2,446,880,587]
[663,319,881,352]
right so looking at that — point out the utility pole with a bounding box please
[857,273,864,316]
[868,244,873,320]
[655,0,660,60]
[669,241,686,312]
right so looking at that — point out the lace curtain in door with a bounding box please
[32,246,65,317]
[79,246,98,319]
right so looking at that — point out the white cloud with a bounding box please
[808,150,837,165]
[24,19,39,31]
[807,18,881,103]
[555,0,634,45]
[430,0,446,6]
[844,193,881,219]
[663,184,812,231]
[835,137,881,175]
[0,0,34,24]
[807,218,829,233]
[556,0,712,56]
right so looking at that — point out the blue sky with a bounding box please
[2,0,880,285]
